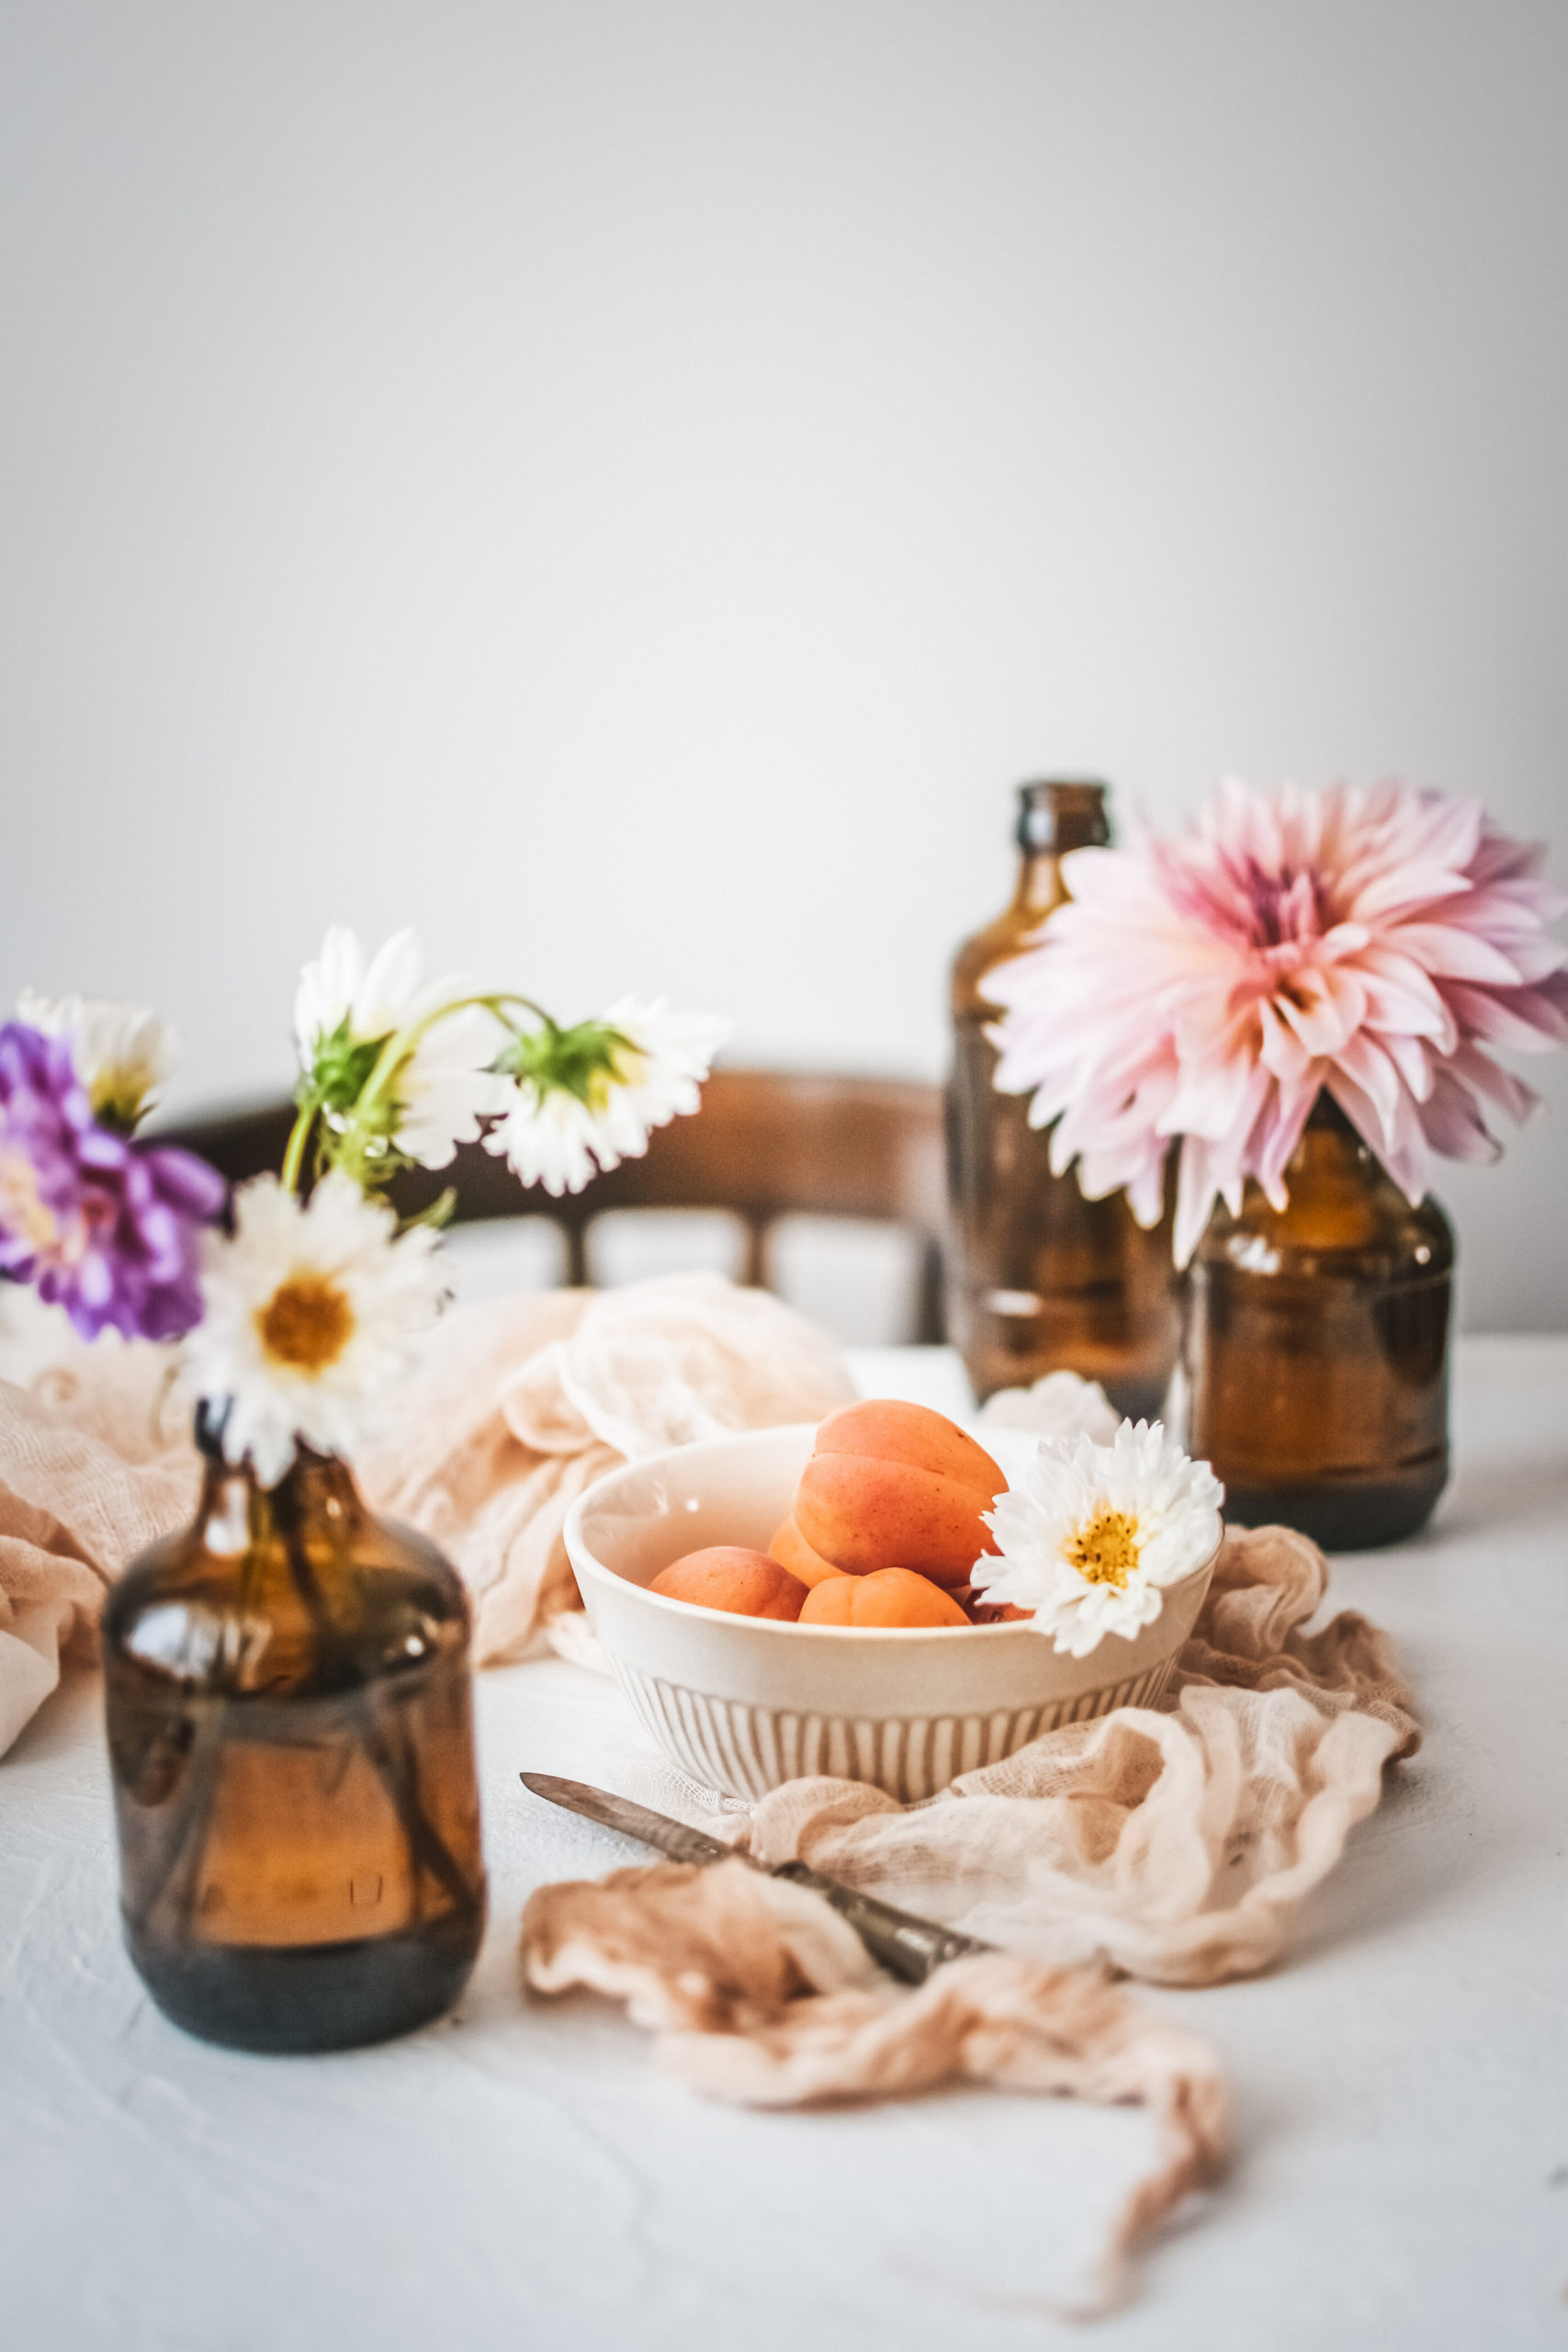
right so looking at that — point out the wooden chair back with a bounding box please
[158,1069,948,1341]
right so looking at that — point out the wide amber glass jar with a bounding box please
[103,1418,486,2052]
[947,779,1180,1417]
[1182,1097,1453,1549]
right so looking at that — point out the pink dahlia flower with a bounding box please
[987,779,1568,1266]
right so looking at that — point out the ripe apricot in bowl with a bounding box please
[793,1399,1006,1588]
[649,1547,807,1623]
[767,1514,841,1589]
[799,1568,971,1629]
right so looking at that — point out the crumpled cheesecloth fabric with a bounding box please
[521,1523,1419,2303]
[522,1855,1226,2315]
[731,1522,1421,1987]
[356,1271,854,1665]
[0,1271,854,1756]
[0,1337,197,1756]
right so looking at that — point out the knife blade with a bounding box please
[521,1770,993,1985]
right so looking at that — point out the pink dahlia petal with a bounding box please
[1382,922,1526,985]
[1418,1066,1503,1165]
[1443,977,1568,1052]
[1377,1028,1435,1105]
[1258,997,1314,1081]
[1254,1076,1322,1200]
[1356,952,1455,1045]
[1447,1042,1540,1126]
[1174,1136,1224,1268]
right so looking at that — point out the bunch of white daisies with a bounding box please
[3,930,727,1487]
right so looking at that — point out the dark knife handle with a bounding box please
[770,1860,992,1984]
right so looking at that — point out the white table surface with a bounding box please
[4,1337,1566,2351]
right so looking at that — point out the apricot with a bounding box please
[800,1568,971,1629]
[649,1547,807,1623]
[965,1597,1032,1624]
[794,1398,1005,1589]
[767,1514,842,1589]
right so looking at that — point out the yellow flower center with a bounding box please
[1065,1508,1142,1589]
[585,1039,647,1113]
[256,1275,355,1372]
[90,1060,158,1131]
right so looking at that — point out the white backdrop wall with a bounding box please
[2,1,1565,1328]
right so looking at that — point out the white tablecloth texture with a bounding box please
[2,1337,1565,2351]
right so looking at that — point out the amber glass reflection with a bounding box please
[1183,1096,1452,1549]
[947,779,1180,1417]
[103,1426,486,2052]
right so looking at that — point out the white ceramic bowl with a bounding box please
[564,1424,1217,1804]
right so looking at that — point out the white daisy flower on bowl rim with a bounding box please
[486,997,731,1197]
[185,1170,446,1486]
[971,1419,1224,1657]
[294,925,509,1172]
[17,989,180,1131]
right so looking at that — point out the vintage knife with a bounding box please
[521,1770,992,1986]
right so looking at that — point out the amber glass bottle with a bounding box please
[1183,1096,1453,1549]
[103,1412,486,2052]
[947,779,1179,1416]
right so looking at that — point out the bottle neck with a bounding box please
[195,1419,362,1550]
[1011,779,1110,916]
[1298,1090,1373,1166]
[1013,850,1067,918]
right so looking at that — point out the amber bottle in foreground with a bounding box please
[947,779,1180,1417]
[104,1414,486,2052]
[1183,1096,1453,1549]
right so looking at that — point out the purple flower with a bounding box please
[0,1022,225,1342]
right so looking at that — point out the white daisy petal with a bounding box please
[17,989,181,1125]
[393,1001,511,1170]
[353,928,426,1038]
[977,1369,1122,1445]
[485,1084,603,1195]
[294,925,367,1063]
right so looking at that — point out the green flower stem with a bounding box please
[280,1102,318,1196]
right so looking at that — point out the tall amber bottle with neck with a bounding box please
[947,780,1179,1414]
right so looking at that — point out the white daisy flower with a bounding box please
[971,1420,1224,1657]
[185,1170,446,1486]
[487,1085,604,1198]
[486,998,730,1197]
[17,989,179,1130]
[294,925,508,1171]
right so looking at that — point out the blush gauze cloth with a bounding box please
[357,1272,854,1663]
[736,1524,1420,1986]
[521,1855,1226,2311]
[0,1272,854,1754]
[0,1337,197,1754]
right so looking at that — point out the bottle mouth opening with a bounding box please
[1017,779,1111,853]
